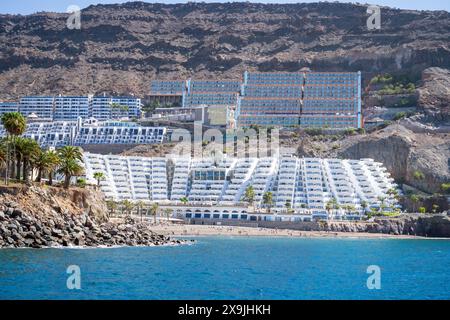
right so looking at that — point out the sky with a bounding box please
[0,0,449,15]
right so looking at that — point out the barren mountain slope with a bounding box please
[1,2,450,99]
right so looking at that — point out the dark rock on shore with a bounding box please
[254,213,450,237]
[0,189,187,248]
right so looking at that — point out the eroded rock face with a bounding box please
[340,125,450,193]
[418,67,450,123]
[0,185,186,248]
[1,2,450,99]
[293,124,449,194]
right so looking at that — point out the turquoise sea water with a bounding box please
[1,237,450,300]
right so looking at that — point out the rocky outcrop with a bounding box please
[339,124,450,193]
[255,214,450,237]
[1,2,450,99]
[0,185,187,248]
[0,184,109,222]
[326,214,450,237]
[293,123,449,194]
[417,67,450,123]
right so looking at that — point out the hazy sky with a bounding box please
[1,0,449,15]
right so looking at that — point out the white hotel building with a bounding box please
[0,118,167,147]
[83,153,399,220]
[0,101,19,117]
[0,95,142,122]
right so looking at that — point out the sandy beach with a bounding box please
[149,224,423,239]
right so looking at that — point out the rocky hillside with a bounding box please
[0,184,108,221]
[290,123,450,194]
[1,2,450,99]
[417,67,450,123]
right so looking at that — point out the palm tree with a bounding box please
[360,200,369,214]
[106,199,118,217]
[19,138,39,184]
[344,204,356,217]
[0,141,6,171]
[93,171,105,188]
[13,136,26,180]
[122,199,134,216]
[378,196,387,213]
[262,191,273,213]
[243,185,255,208]
[164,208,173,221]
[136,200,145,221]
[32,149,56,183]
[45,150,60,186]
[150,203,159,224]
[180,196,188,205]
[1,112,26,185]
[285,199,292,213]
[58,146,84,188]
[326,198,339,219]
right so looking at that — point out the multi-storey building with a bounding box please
[150,70,362,129]
[1,95,142,122]
[110,97,141,119]
[53,96,91,121]
[149,80,186,107]
[0,119,167,147]
[0,101,19,117]
[301,72,362,128]
[73,119,166,145]
[19,96,55,121]
[83,153,168,201]
[184,79,241,108]
[91,96,142,121]
[238,72,303,127]
[83,154,398,219]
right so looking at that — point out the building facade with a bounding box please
[83,153,398,218]
[0,95,142,122]
[0,102,19,117]
[0,119,167,147]
[149,70,362,129]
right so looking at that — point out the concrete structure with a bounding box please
[0,95,142,122]
[149,70,362,129]
[0,101,19,117]
[83,153,398,220]
[19,96,55,121]
[0,118,167,147]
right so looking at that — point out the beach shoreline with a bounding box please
[150,224,428,240]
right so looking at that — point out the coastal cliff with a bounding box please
[0,185,183,248]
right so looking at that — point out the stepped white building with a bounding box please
[0,119,167,147]
[83,153,399,219]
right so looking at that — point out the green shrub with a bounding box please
[305,128,323,136]
[418,207,426,214]
[393,112,407,121]
[344,128,356,136]
[441,183,450,194]
[76,178,87,188]
[413,171,425,180]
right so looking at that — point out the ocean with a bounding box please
[1,236,450,300]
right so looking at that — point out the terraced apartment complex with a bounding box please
[0,118,166,147]
[83,153,397,220]
[150,70,362,129]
